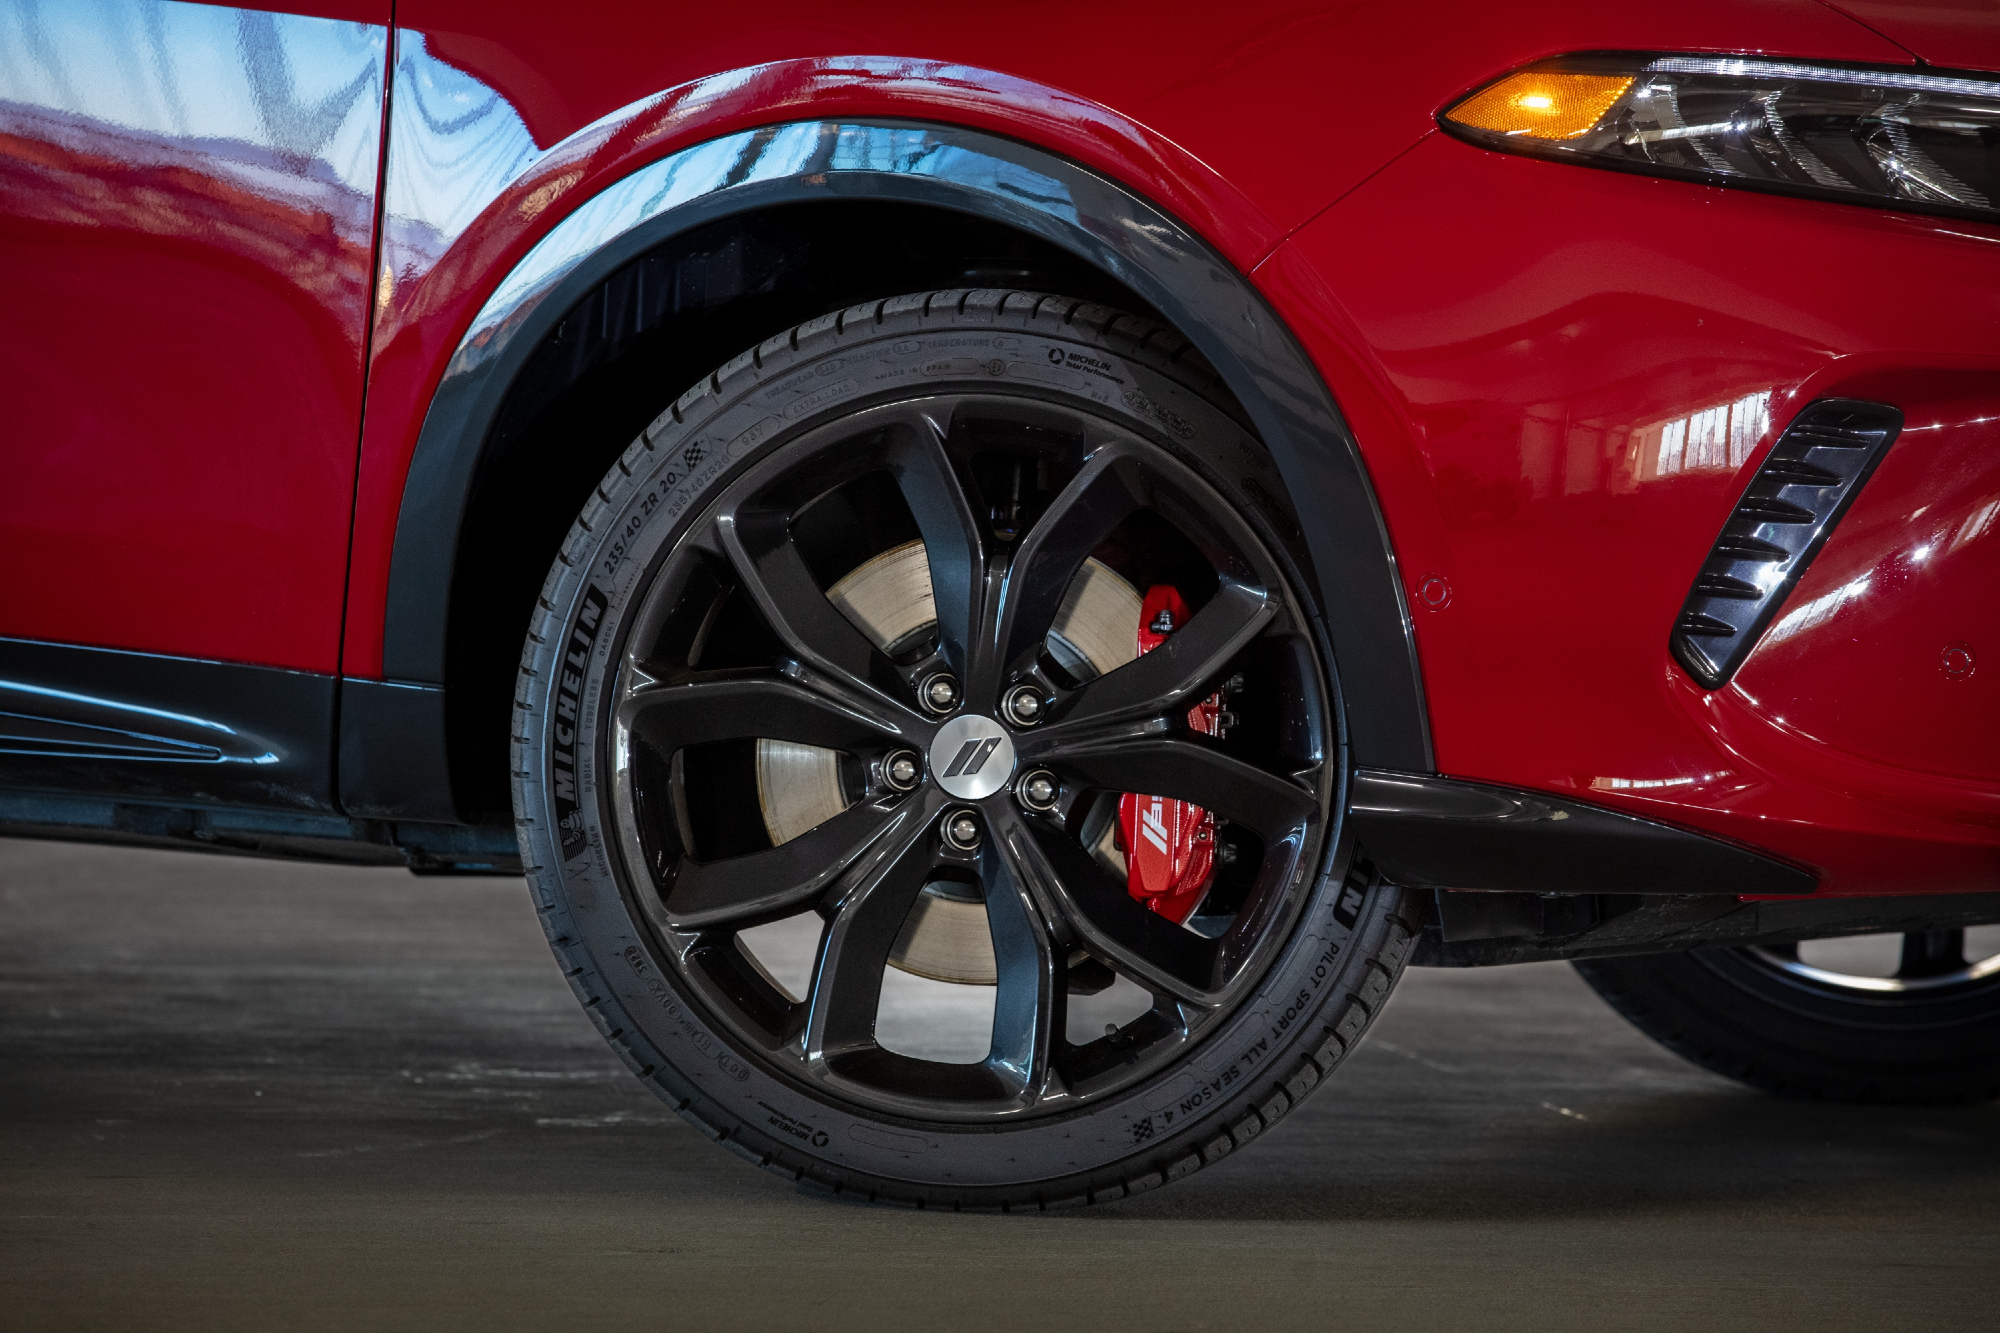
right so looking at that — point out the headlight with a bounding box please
[1440,54,2000,224]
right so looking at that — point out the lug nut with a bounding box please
[1015,769,1060,813]
[1003,685,1045,726]
[942,808,982,851]
[920,672,960,714]
[883,749,921,792]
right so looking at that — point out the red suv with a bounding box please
[4,0,1996,1208]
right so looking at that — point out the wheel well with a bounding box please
[442,199,1181,820]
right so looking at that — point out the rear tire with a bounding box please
[1576,937,2000,1104]
[512,289,1422,1207]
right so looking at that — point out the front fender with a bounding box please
[340,52,1314,697]
[349,116,1430,810]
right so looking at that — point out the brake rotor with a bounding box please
[755,540,1140,984]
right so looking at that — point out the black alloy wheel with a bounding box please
[611,385,1330,1119]
[514,289,1422,1206]
[1744,929,2000,998]
[1578,928,2000,1104]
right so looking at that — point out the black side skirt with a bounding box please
[0,636,335,811]
[0,638,513,873]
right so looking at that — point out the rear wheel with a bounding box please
[513,289,1420,1206]
[1576,928,2000,1104]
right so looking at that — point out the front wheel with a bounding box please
[512,289,1421,1207]
[1576,929,2000,1104]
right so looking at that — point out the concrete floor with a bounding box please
[3,839,1996,1333]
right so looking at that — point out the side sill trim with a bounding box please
[0,637,335,813]
[1348,768,1817,897]
[338,678,456,822]
[0,790,521,876]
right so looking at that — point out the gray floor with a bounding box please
[3,839,1996,1332]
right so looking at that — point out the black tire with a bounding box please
[1576,936,2000,1104]
[512,288,1421,1208]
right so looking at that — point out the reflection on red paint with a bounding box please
[0,4,387,671]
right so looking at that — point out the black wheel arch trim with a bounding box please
[374,118,1432,817]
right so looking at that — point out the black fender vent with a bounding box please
[1670,399,1902,688]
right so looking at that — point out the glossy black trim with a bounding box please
[0,789,521,874]
[1671,399,1902,688]
[1414,891,2000,968]
[0,637,336,812]
[1348,768,1817,897]
[382,119,1430,781]
[338,678,457,821]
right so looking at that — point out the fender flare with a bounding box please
[367,118,1431,811]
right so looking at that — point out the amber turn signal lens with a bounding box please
[1445,72,1635,140]
[1438,54,2000,225]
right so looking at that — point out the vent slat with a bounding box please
[1693,573,1762,599]
[1713,535,1790,562]
[1759,459,1843,487]
[1679,612,1739,637]
[1735,496,1818,524]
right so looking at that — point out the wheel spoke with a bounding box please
[991,806,1223,1003]
[711,509,902,702]
[618,671,912,754]
[1039,735,1316,842]
[880,404,990,682]
[663,796,908,929]
[802,796,945,1060]
[1898,928,1967,980]
[1043,579,1273,729]
[991,444,1148,685]
[981,819,1065,1094]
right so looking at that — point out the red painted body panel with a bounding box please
[338,0,1907,675]
[1274,134,2000,894]
[0,0,388,672]
[1820,1,2000,71]
[395,0,1903,231]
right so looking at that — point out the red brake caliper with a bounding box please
[1118,585,1224,924]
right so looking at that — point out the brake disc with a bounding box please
[755,539,1139,984]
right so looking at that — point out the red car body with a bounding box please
[1,0,1994,901]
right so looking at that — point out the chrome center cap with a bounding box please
[929,714,1016,800]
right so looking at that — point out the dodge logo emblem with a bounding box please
[929,715,1016,800]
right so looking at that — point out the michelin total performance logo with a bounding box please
[553,585,609,861]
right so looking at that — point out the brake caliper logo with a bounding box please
[1118,584,1234,923]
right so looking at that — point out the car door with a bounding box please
[0,0,388,673]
